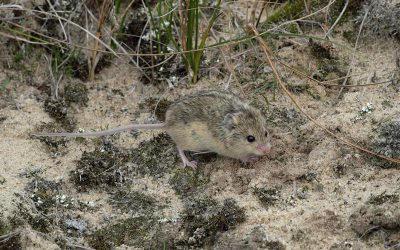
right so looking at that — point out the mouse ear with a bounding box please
[223,113,239,129]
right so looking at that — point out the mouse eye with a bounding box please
[264,131,269,137]
[247,135,256,143]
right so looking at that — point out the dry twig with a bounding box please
[247,23,400,165]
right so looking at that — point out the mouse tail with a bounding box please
[32,123,165,138]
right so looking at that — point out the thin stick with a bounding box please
[89,0,112,81]
[336,8,369,99]
[247,23,400,165]
[45,0,68,41]
[324,0,348,38]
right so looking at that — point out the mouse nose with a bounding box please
[257,144,271,154]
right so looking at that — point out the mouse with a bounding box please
[33,90,272,168]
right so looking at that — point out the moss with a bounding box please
[43,98,77,131]
[9,42,35,74]
[308,39,348,82]
[296,172,317,182]
[309,39,334,60]
[12,200,53,234]
[119,19,148,51]
[265,240,286,250]
[138,97,173,121]
[373,119,400,159]
[0,231,21,250]
[264,0,306,25]
[368,192,399,205]
[328,0,366,24]
[70,147,132,192]
[333,163,347,177]
[169,168,208,196]
[34,122,69,154]
[63,82,88,106]
[264,0,366,27]
[88,216,155,249]
[131,133,179,177]
[109,190,157,213]
[182,196,245,247]
[0,175,6,185]
[43,98,68,122]
[253,187,281,207]
[0,216,10,235]
[25,178,62,214]
[65,51,89,80]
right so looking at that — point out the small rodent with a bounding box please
[33,90,272,168]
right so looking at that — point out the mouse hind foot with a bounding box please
[177,147,197,169]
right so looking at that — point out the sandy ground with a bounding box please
[1,1,400,250]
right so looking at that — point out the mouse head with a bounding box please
[222,105,271,158]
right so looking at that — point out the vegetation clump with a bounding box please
[131,133,178,177]
[169,168,208,196]
[63,82,89,106]
[253,187,281,208]
[25,178,63,213]
[71,147,132,191]
[182,196,245,247]
[43,98,77,132]
[138,97,173,121]
[0,229,21,249]
[356,0,400,41]
[373,119,400,160]
[109,190,157,214]
[88,216,156,249]
[34,122,69,154]
[368,192,399,205]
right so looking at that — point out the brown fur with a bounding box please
[165,90,271,161]
[33,90,271,165]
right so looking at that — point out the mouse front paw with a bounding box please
[240,156,259,164]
